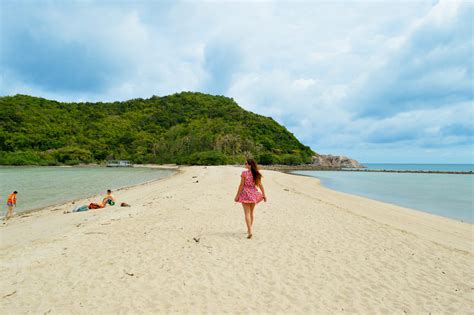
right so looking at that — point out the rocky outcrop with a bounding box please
[312,154,363,169]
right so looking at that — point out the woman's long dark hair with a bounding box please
[247,159,262,185]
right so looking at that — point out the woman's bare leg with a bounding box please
[242,203,252,238]
[249,203,256,227]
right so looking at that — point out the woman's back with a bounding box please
[242,170,256,188]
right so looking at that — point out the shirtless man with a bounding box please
[101,189,116,207]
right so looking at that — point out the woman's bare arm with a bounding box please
[258,182,267,201]
[234,175,245,201]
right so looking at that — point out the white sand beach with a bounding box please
[0,166,472,313]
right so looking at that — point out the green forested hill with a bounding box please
[0,92,314,165]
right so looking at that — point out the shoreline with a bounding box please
[286,170,473,224]
[262,164,473,174]
[1,166,180,218]
[1,166,472,313]
[2,163,472,174]
[3,165,471,246]
[0,164,179,169]
[4,164,471,224]
[267,167,472,252]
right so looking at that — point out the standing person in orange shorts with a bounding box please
[5,191,18,220]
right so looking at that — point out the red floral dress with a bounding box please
[237,170,263,204]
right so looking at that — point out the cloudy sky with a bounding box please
[1,0,472,163]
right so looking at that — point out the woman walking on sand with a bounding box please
[234,159,267,239]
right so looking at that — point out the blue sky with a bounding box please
[1,0,472,163]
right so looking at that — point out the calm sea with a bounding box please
[0,166,175,215]
[292,164,474,223]
[359,163,474,172]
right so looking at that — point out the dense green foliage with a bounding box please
[0,93,314,166]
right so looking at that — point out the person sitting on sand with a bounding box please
[234,159,267,239]
[101,189,116,207]
[64,191,126,214]
[5,191,18,220]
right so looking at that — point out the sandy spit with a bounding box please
[0,166,472,314]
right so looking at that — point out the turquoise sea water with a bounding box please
[0,166,175,215]
[292,169,473,223]
[358,163,474,172]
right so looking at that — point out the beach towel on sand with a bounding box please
[73,205,89,212]
[88,203,102,209]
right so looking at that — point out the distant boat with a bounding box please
[106,160,133,167]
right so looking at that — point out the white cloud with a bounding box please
[293,78,317,89]
[1,0,471,162]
